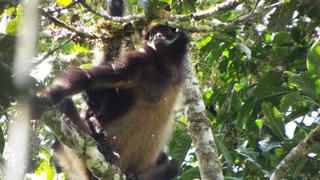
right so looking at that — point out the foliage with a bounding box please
[0,0,320,179]
[196,1,320,179]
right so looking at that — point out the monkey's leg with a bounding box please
[128,152,180,180]
[52,139,99,180]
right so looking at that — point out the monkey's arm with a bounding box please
[40,58,143,105]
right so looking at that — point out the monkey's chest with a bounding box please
[104,85,180,173]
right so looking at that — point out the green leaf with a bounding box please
[139,0,169,17]
[236,143,259,164]
[56,0,73,6]
[215,136,234,168]
[169,125,192,164]
[195,34,213,49]
[60,41,74,54]
[268,2,295,31]
[177,167,200,180]
[292,157,308,177]
[253,71,283,99]
[80,63,93,69]
[307,41,320,75]
[262,102,285,140]
[265,33,272,43]
[272,31,292,47]
[255,119,263,129]
[236,99,255,129]
[280,92,307,111]
[171,0,196,14]
[289,72,320,101]
[5,18,18,35]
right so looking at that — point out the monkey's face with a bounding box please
[145,25,180,51]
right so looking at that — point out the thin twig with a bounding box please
[32,34,76,67]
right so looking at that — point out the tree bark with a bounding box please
[4,1,39,179]
[182,56,224,180]
[270,125,320,180]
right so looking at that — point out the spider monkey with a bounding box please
[40,3,189,180]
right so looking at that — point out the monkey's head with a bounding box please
[144,23,188,51]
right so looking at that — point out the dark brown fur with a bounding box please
[42,24,188,179]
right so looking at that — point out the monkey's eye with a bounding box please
[148,31,157,40]
[161,28,173,35]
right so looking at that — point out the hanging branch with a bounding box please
[270,125,320,180]
[32,34,76,67]
[182,56,224,180]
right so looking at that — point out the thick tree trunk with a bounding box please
[182,56,224,180]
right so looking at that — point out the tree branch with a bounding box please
[79,0,144,23]
[177,1,284,33]
[40,0,284,36]
[36,105,125,179]
[40,9,97,38]
[270,125,320,180]
[169,0,243,21]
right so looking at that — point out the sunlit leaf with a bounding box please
[5,18,18,35]
[307,41,320,75]
[255,119,263,129]
[80,63,93,69]
[56,0,73,7]
[195,34,213,49]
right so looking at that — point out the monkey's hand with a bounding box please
[37,86,66,106]
[38,67,92,105]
